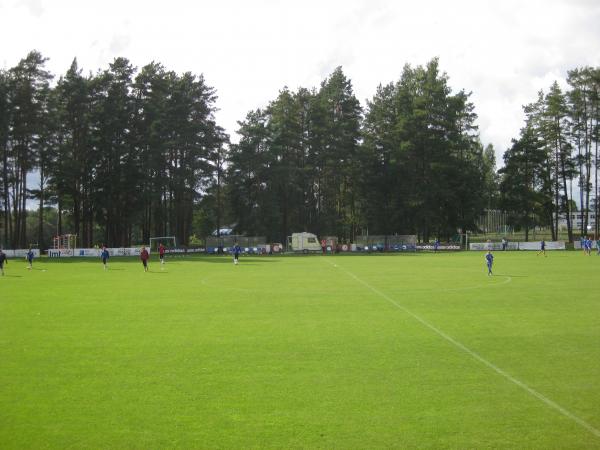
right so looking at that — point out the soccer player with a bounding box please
[584,237,592,256]
[232,242,241,265]
[596,238,600,256]
[0,249,7,276]
[26,247,34,269]
[485,250,494,276]
[537,240,547,257]
[501,237,507,251]
[158,243,166,269]
[140,246,149,272]
[434,238,440,253]
[100,245,109,270]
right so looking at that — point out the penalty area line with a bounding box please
[324,259,600,439]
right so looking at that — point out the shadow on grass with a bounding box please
[198,257,280,264]
[328,252,426,257]
[34,253,435,265]
[495,273,528,278]
[2,274,23,278]
[36,255,282,265]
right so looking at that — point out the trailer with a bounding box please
[287,232,322,253]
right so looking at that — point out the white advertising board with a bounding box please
[470,241,565,251]
[47,247,149,258]
[469,242,518,251]
[518,241,565,250]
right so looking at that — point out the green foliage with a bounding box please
[3,50,597,246]
[187,233,204,246]
[359,59,485,240]
[228,61,485,242]
[499,125,549,239]
[228,68,363,243]
[4,51,53,248]
[1,52,226,248]
[501,67,600,242]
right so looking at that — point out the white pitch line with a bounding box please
[325,259,600,439]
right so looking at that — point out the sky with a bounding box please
[1,0,600,167]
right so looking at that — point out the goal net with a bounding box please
[149,236,177,252]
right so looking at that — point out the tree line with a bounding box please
[1,51,226,248]
[10,50,596,248]
[228,60,496,244]
[499,68,600,241]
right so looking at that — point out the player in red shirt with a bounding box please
[140,246,150,272]
[158,243,166,269]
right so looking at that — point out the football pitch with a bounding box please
[1,252,599,449]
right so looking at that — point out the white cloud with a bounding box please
[1,0,599,165]
[13,0,43,17]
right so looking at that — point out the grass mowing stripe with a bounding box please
[325,258,600,440]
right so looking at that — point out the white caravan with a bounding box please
[287,232,322,253]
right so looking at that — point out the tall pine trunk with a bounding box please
[21,167,27,248]
[584,116,592,234]
[554,140,560,240]
[595,99,599,240]
[2,144,9,247]
[38,164,44,249]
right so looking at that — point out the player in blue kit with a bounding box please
[232,243,241,265]
[26,248,34,269]
[100,246,109,270]
[584,237,592,256]
[537,240,547,257]
[485,250,494,276]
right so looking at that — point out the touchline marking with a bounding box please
[325,259,600,439]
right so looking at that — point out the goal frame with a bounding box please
[53,234,77,250]
[149,236,177,252]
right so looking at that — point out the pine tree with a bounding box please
[500,126,549,240]
[0,70,10,247]
[52,58,94,246]
[544,81,575,241]
[7,50,53,248]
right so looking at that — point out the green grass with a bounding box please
[1,251,599,449]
